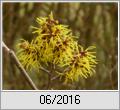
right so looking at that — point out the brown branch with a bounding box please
[47,74,51,89]
[2,42,38,90]
[39,66,52,89]
[40,66,50,75]
[51,67,71,81]
[46,63,54,90]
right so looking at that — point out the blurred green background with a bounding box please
[3,2,118,90]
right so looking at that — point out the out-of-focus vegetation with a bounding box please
[3,2,118,90]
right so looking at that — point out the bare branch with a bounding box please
[51,67,71,81]
[40,66,50,75]
[51,75,59,81]
[2,42,10,51]
[2,42,38,90]
[47,74,51,89]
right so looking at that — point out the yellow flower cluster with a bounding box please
[32,13,78,67]
[64,46,97,82]
[17,12,97,82]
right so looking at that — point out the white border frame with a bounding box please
[0,0,119,92]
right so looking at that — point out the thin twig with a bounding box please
[51,75,59,81]
[51,67,71,81]
[40,66,50,75]
[39,66,52,89]
[47,74,51,89]
[45,63,57,89]
[2,42,38,90]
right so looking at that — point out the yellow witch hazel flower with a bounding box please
[31,12,77,66]
[17,39,40,71]
[64,45,97,82]
[17,12,97,83]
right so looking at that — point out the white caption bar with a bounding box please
[1,91,119,109]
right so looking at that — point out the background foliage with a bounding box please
[3,2,118,90]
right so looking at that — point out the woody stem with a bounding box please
[2,42,38,90]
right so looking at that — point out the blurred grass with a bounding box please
[3,2,118,90]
